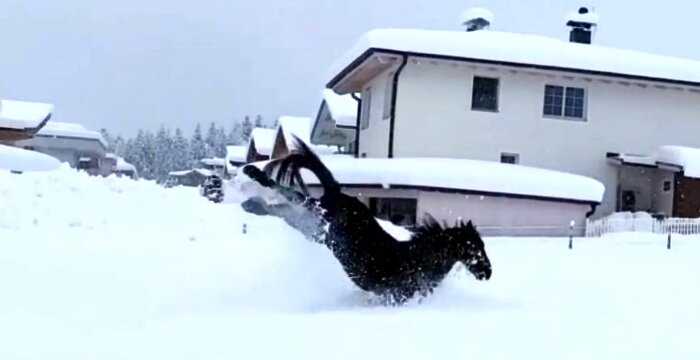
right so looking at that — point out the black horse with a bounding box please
[241,138,492,303]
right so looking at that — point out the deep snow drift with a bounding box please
[1,167,698,359]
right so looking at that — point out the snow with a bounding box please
[115,157,136,173]
[0,144,61,172]
[0,99,53,129]
[322,89,357,127]
[566,8,600,25]
[200,157,226,167]
[169,168,213,177]
[657,145,700,178]
[276,116,338,155]
[278,116,313,143]
[292,156,605,203]
[250,127,276,155]
[459,7,495,25]
[37,121,107,147]
[330,28,700,90]
[1,167,698,359]
[226,145,248,162]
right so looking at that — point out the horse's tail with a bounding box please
[266,135,340,195]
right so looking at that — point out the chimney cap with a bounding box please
[566,6,599,26]
[459,7,495,31]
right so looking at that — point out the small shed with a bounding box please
[310,90,357,151]
[246,128,276,163]
[168,169,213,187]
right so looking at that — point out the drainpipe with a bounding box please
[351,92,361,158]
[388,55,409,159]
[586,203,598,218]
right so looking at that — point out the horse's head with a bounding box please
[451,220,492,281]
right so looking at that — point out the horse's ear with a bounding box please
[466,220,475,230]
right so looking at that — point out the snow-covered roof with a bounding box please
[201,158,226,167]
[322,89,357,127]
[115,157,136,173]
[295,156,604,203]
[0,99,53,130]
[0,144,61,172]
[329,28,700,90]
[657,146,700,178]
[169,168,213,177]
[226,145,248,163]
[37,121,107,147]
[250,128,276,156]
[278,116,312,143]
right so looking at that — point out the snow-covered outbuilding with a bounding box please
[105,153,137,179]
[246,127,276,163]
[11,121,109,176]
[310,90,357,152]
[271,116,337,159]
[0,99,53,142]
[281,156,604,236]
[167,169,213,187]
[200,157,226,175]
[324,8,700,219]
[225,145,247,176]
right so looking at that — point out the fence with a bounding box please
[586,216,700,237]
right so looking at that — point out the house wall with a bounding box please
[357,67,399,158]
[652,170,675,216]
[357,57,700,217]
[12,135,106,168]
[309,185,590,236]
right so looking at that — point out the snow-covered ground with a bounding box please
[1,167,698,359]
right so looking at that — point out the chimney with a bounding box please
[566,7,598,44]
[459,8,494,32]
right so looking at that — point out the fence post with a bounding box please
[243,223,248,235]
[569,220,575,250]
[667,232,671,250]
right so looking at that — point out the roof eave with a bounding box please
[327,47,700,92]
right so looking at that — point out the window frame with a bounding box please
[369,197,418,227]
[500,152,520,164]
[382,72,395,120]
[542,84,588,121]
[360,87,372,130]
[470,76,500,113]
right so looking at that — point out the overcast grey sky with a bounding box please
[1,1,698,135]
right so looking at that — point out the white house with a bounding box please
[11,121,110,176]
[325,7,700,219]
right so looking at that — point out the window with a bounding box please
[501,153,519,164]
[383,73,394,120]
[360,87,372,130]
[544,85,586,120]
[471,76,499,112]
[369,198,417,226]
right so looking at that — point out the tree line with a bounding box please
[101,115,271,183]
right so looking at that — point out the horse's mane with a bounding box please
[410,213,475,242]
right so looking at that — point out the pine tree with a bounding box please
[254,114,263,128]
[214,125,227,157]
[153,125,174,183]
[113,135,126,157]
[100,128,116,152]
[205,122,218,158]
[190,123,207,167]
[227,122,243,145]
[241,116,253,143]
[172,128,191,172]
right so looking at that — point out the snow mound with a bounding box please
[0,144,61,172]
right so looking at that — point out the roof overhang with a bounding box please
[328,47,700,94]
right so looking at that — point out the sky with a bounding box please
[1,0,699,136]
